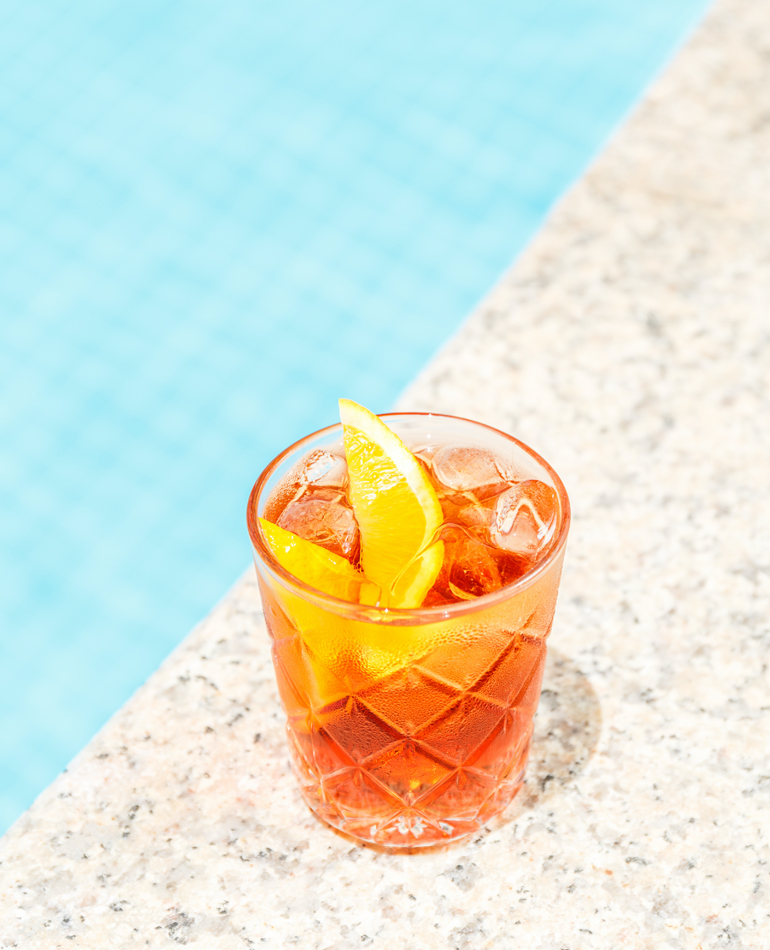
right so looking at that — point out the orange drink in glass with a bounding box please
[247,409,570,848]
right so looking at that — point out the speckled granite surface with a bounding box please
[3,0,770,945]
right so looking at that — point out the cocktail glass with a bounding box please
[247,413,570,848]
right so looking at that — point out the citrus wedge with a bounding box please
[259,518,366,602]
[259,516,435,699]
[339,398,444,608]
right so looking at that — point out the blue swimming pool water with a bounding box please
[0,0,709,832]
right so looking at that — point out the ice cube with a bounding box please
[301,449,348,489]
[411,444,439,463]
[429,527,503,601]
[431,446,513,500]
[426,520,535,604]
[490,480,559,560]
[277,490,359,560]
[455,500,494,532]
[435,492,496,539]
[447,535,504,600]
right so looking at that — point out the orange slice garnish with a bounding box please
[259,518,368,601]
[338,399,443,608]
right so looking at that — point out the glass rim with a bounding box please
[247,411,571,623]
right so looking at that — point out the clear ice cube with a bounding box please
[446,536,503,599]
[431,446,513,500]
[490,480,558,560]
[277,488,360,560]
[427,527,503,602]
[411,444,439,462]
[455,501,494,532]
[301,449,348,489]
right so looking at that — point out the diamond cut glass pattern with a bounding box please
[267,609,551,845]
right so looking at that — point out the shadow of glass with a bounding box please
[505,646,602,819]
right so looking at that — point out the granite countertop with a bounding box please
[3,0,770,946]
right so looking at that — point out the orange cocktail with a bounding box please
[247,406,570,847]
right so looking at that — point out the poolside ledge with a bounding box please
[3,0,770,945]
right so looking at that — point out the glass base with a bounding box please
[290,728,531,848]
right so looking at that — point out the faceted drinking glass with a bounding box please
[247,413,570,848]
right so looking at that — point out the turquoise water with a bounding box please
[0,0,708,833]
